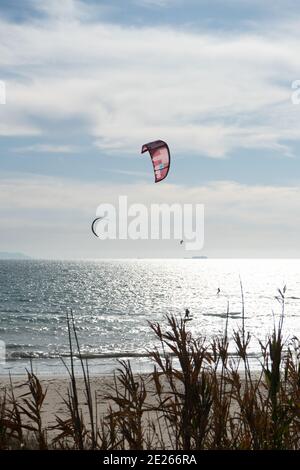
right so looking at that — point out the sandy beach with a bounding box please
[0,373,161,439]
[0,369,262,430]
[0,374,127,425]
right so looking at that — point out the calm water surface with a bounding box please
[0,259,299,375]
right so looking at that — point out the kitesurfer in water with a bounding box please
[184,308,190,319]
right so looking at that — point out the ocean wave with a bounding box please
[6,343,35,349]
[6,350,262,362]
[0,309,20,314]
[202,312,245,318]
[6,351,154,360]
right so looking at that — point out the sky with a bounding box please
[1,0,300,258]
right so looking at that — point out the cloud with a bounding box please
[0,121,40,136]
[134,0,178,7]
[29,0,106,22]
[13,144,77,153]
[1,173,300,257]
[0,0,299,158]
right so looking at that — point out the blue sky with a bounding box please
[1,0,300,258]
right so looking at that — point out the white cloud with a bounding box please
[30,0,110,22]
[0,1,299,158]
[0,121,40,136]
[13,144,76,153]
[134,0,177,7]
[1,173,300,257]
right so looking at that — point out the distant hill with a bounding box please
[0,252,32,260]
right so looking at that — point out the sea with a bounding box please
[0,259,300,376]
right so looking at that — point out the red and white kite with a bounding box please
[141,140,170,183]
